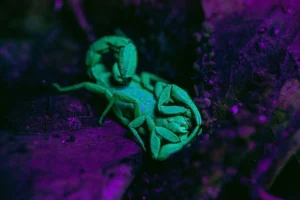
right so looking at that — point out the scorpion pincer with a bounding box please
[53,35,202,160]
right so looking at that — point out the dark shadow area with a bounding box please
[1,1,300,200]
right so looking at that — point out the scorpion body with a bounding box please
[53,35,202,160]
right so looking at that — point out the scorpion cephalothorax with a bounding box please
[53,35,202,160]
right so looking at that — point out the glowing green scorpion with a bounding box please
[53,35,202,160]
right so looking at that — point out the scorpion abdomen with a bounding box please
[112,81,157,120]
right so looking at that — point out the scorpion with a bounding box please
[53,35,202,160]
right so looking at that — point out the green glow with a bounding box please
[53,35,202,160]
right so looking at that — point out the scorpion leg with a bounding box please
[52,82,118,124]
[139,72,170,93]
[129,116,182,159]
[154,81,168,99]
[102,92,147,150]
[99,91,142,124]
[156,126,202,161]
[154,81,175,103]
[157,142,185,161]
[151,126,182,160]
[128,116,154,151]
[157,84,202,125]
[170,84,201,126]
[52,82,113,101]
[156,83,202,140]
[52,82,139,126]
[156,84,192,116]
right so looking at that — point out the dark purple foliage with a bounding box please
[0,1,300,200]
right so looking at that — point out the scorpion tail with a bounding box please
[87,63,110,84]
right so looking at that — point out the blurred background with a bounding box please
[0,0,300,199]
